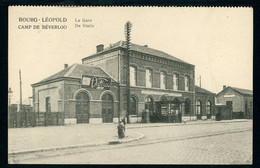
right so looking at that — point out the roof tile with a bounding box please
[33,64,112,85]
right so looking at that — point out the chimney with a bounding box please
[223,85,227,90]
[143,45,148,48]
[64,64,68,69]
[96,44,104,53]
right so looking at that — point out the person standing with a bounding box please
[178,111,182,123]
[141,110,145,123]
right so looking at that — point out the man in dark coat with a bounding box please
[178,111,182,123]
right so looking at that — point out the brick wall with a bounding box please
[82,51,119,82]
[216,88,244,112]
[128,54,195,91]
[33,80,64,113]
[195,92,215,116]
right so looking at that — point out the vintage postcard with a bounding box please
[8,6,253,164]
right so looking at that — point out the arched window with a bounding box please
[160,71,166,89]
[184,99,191,114]
[130,66,137,86]
[173,73,179,90]
[206,101,211,115]
[146,69,153,88]
[130,96,137,115]
[196,100,202,115]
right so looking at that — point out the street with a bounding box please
[10,121,252,164]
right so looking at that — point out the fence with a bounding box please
[36,112,64,126]
[8,104,64,128]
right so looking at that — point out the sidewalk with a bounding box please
[8,119,251,155]
[126,118,252,129]
[8,124,144,155]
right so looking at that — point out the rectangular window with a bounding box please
[185,76,190,91]
[160,72,166,89]
[146,69,152,88]
[173,74,179,90]
[130,66,136,86]
[45,97,51,112]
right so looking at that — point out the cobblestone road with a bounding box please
[14,121,252,164]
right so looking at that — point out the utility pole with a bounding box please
[124,21,132,124]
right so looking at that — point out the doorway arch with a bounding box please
[101,93,114,123]
[184,98,191,115]
[145,96,154,112]
[75,92,90,124]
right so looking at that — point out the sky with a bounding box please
[8,7,253,104]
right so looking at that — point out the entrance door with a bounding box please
[76,92,89,124]
[102,94,114,123]
[145,96,154,112]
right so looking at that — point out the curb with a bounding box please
[108,131,144,145]
[8,131,144,156]
[127,119,252,129]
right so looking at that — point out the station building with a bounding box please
[31,41,216,125]
[216,86,253,119]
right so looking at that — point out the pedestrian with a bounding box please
[141,110,145,123]
[118,121,125,139]
[178,111,182,123]
[145,109,150,123]
[172,112,176,123]
[122,118,126,126]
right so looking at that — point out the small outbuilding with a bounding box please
[216,86,253,119]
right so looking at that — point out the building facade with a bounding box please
[216,86,253,119]
[31,41,216,125]
[194,86,216,120]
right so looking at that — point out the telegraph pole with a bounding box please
[125,21,132,124]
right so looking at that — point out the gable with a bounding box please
[217,87,242,98]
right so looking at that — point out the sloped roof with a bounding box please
[195,85,215,95]
[230,87,253,96]
[32,64,113,86]
[83,41,192,65]
[216,86,253,97]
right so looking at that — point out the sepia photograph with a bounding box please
[8,6,253,164]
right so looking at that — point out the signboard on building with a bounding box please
[81,75,111,90]
[141,90,182,97]
[224,95,235,98]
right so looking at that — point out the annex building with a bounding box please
[216,86,253,119]
[31,41,216,125]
